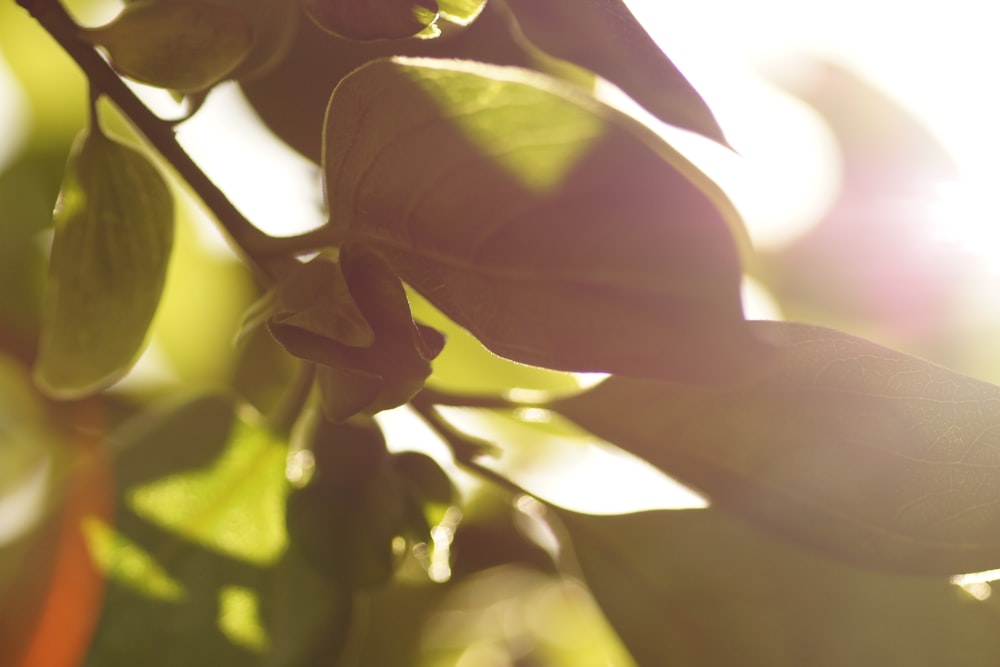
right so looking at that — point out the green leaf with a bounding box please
[501,0,728,145]
[127,414,288,566]
[560,508,1000,667]
[34,126,173,399]
[109,393,238,487]
[322,57,757,382]
[268,246,444,417]
[438,0,486,25]
[287,415,415,590]
[82,0,253,93]
[301,0,439,40]
[85,403,355,666]
[555,321,1000,574]
[410,288,581,395]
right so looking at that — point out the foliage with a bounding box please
[2,0,999,665]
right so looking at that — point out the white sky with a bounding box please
[626,0,1000,254]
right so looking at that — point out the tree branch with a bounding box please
[15,0,293,282]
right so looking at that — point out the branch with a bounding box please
[15,0,293,282]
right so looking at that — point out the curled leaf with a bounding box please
[266,247,444,418]
[34,127,173,399]
[323,57,759,382]
[302,0,439,40]
[82,0,253,93]
[555,322,1000,575]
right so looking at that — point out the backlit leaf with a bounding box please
[502,0,728,144]
[555,321,1000,574]
[82,0,253,93]
[84,402,355,665]
[128,416,287,566]
[560,508,1000,667]
[109,393,237,487]
[302,0,439,40]
[409,289,581,395]
[34,125,173,399]
[438,0,485,25]
[322,57,759,382]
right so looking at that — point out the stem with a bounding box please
[416,386,520,410]
[265,361,316,437]
[15,0,293,282]
[409,393,501,463]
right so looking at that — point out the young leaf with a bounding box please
[302,0,439,40]
[560,508,1000,667]
[81,0,253,93]
[34,126,173,399]
[501,0,728,145]
[555,322,1000,575]
[267,247,444,417]
[242,256,373,348]
[322,57,760,382]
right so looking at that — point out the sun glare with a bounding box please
[627,0,1000,268]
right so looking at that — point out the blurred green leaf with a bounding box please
[560,508,1000,667]
[151,202,256,390]
[128,415,287,566]
[86,402,355,666]
[302,0,438,40]
[82,0,253,93]
[0,1,87,151]
[0,153,67,346]
[34,125,174,399]
[323,57,759,382]
[109,393,237,487]
[555,321,1000,575]
[502,0,728,145]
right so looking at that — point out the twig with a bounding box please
[15,0,292,282]
[408,393,544,502]
[416,386,522,410]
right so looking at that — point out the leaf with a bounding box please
[438,0,486,25]
[268,246,445,417]
[85,404,355,666]
[242,256,373,348]
[82,0,253,93]
[302,0,439,40]
[322,57,760,382]
[34,126,173,399]
[409,289,581,395]
[127,415,288,566]
[436,406,705,513]
[560,508,1000,667]
[109,393,238,487]
[501,0,727,145]
[555,321,1000,574]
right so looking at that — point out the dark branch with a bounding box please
[15,0,291,282]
